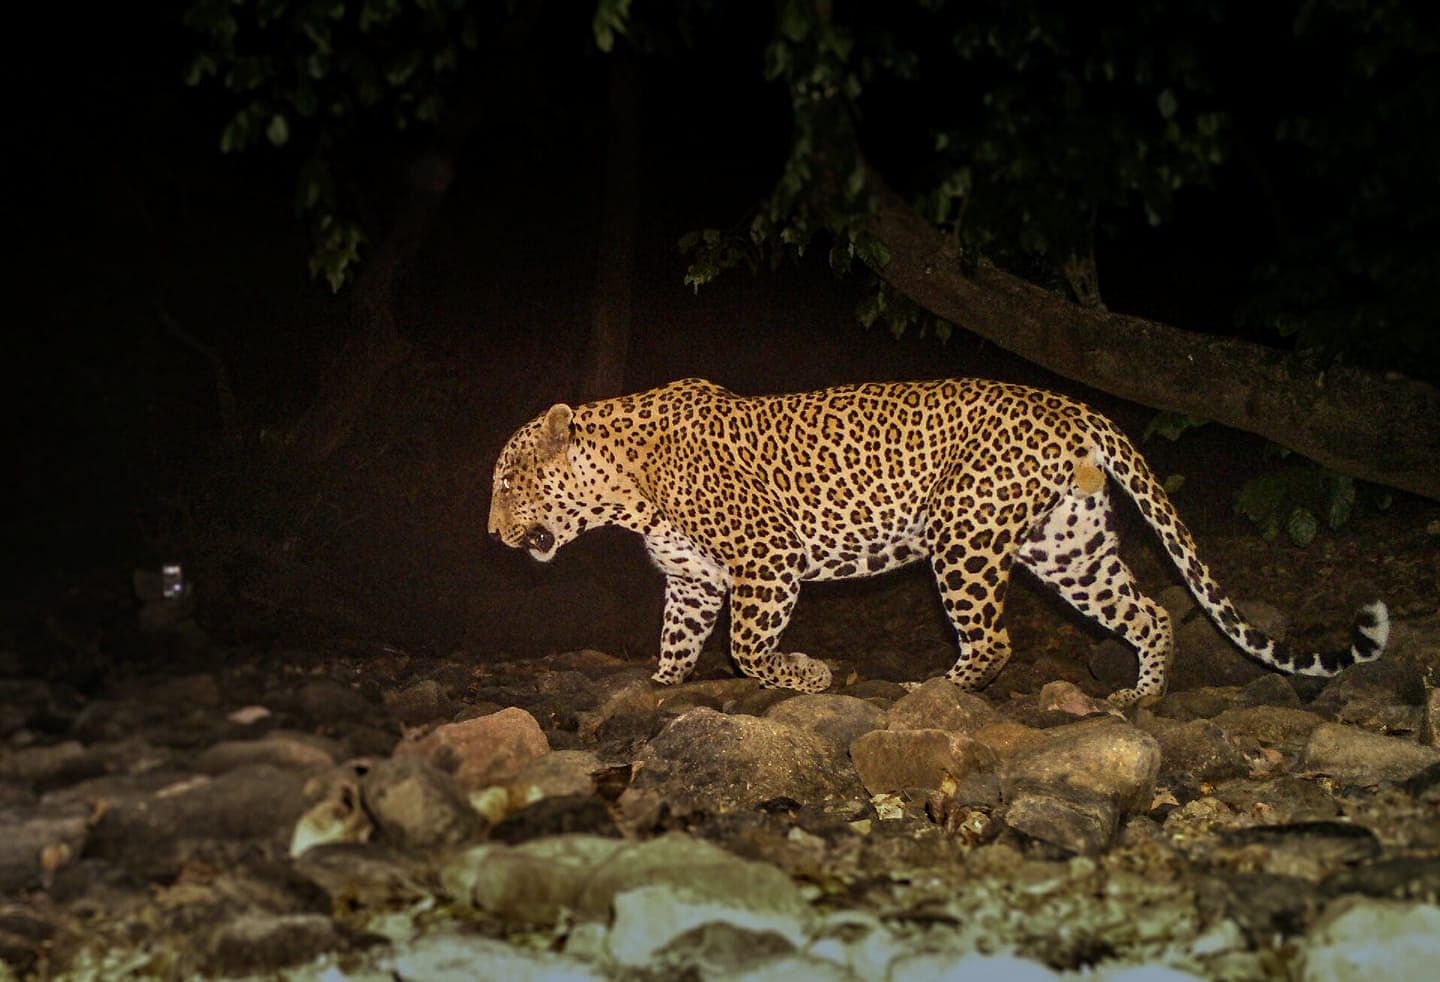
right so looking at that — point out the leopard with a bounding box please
[487,377,1388,705]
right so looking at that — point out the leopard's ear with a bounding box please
[537,403,573,460]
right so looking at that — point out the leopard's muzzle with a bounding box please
[522,526,554,555]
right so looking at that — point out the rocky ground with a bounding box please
[3,520,1440,980]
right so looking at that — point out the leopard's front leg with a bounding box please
[727,564,831,693]
[652,574,725,685]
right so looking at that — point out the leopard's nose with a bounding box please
[489,531,503,543]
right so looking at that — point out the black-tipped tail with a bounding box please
[1282,600,1390,677]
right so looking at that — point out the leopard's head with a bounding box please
[488,403,582,562]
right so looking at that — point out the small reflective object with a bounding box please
[161,564,185,599]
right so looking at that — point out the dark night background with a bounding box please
[5,2,1437,664]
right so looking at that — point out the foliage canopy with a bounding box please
[184,0,1439,370]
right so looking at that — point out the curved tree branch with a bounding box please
[864,174,1440,501]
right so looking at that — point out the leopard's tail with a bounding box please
[1088,417,1388,677]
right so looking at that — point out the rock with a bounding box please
[0,803,89,892]
[362,754,483,849]
[582,834,812,965]
[109,672,222,710]
[490,794,619,842]
[444,834,626,923]
[839,679,908,702]
[1403,762,1440,803]
[889,952,1061,982]
[727,687,798,717]
[1146,676,1307,722]
[884,678,998,733]
[763,694,883,754]
[1037,680,1123,719]
[1003,717,1162,814]
[508,748,601,804]
[1317,658,1427,735]
[193,732,337,774]
[394,707,550,790]
[1325,857,1440,901]
[1195,871,1325,945]
[1152,686,1247,722]
[1298,897,1440,982]
[86,764,311,877]
[376,930,608,981]
[1211,776,1342,824]
[282,678,379,725]
[662,677,765,709]
[622,708,863,818]
[577,677,664,740]
[69,698,167,743]
[1239,672,1303,707]
[973,720,1050,759]
[0,909,55,976]
[1097,966,1203,982]
[1214,706,1326,752]
[383,678,455,725]
[1159,586,1196,620]
[1139,717,1249,781]
[1217,821,1381,880]
[1313,659,1425,715]
[0,740,92,788]
[535,666,608,705]
[730,952,856,981]
[1169,599,1286,691]
[649,921,797,979]
[1000,717,1161,854]
[849,729,996,794]
[1003,788,1122,855]
[227,704,272,726]
[446,830,810,963]
[546,648,633,673]
[292,842,434,910]
[1300,723,1440,786]
[1087,639,1138,691]
[0,680,52,736]
[204,912,341,976]
[291,761,373,855]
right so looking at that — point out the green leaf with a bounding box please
[184,53,218,87]
[777,0,810,43]
[1285,507,1318,547]
[845,161,866,200]
[1236,466,1360,546]
[1143,411,1209,442]
[592,0,632,53]
[266,113,290,147]
[219,109,252,153]
[1323,474,1355,530]
[1157,88,1178,120]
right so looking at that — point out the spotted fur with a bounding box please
[487,378,1389,705]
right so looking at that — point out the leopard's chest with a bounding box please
[642,524,728,588]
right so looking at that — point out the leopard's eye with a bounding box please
[500,476,512,493]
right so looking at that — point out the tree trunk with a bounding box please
[287,154,459,465]
[579,52,640,405]
[864,174,1440,501]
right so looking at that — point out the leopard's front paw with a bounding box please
[1105,685,1162,708]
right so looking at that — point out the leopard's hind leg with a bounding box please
[1018,485,1173,706]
